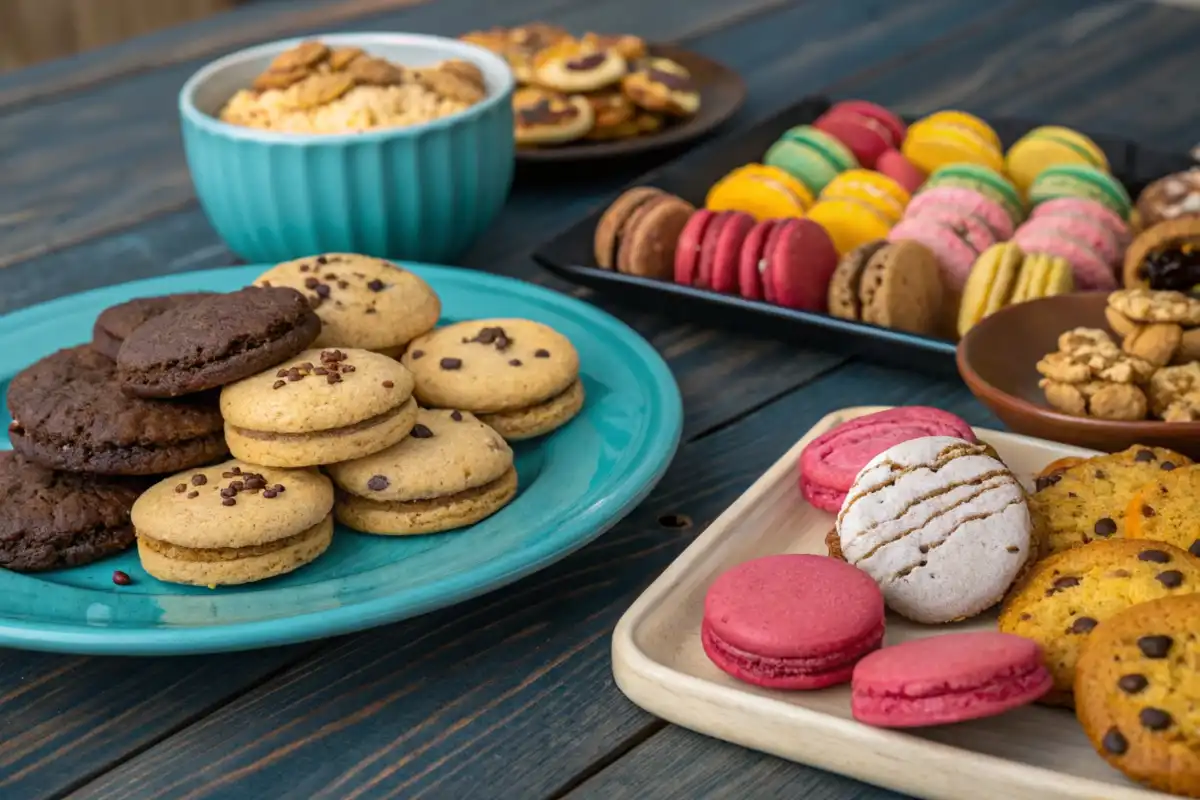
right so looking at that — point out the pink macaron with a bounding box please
[762,219,838,312]
[798,406,977,512]
[703,554,885,690]
[889,216,995,292]
[1017,212,1122,267]
[1030,196,1132,250]
[674,210,715,286]
[1013,222,1118,290]
[695,212,737,289]
[875,149,926,194]
[737,219,779,301]
[707,211,755,294]
[905,186,1015,240]
[851,632,1053,727]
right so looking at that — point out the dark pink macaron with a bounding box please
[703,554,885,690]
[814,107,895,169]
[737,219,780,301]
[763,219,838,312]
[851,632,1053,727]
[695,212,736,289]
[674,209,716,285]
[875,149,926,194]
[798,406,977,512]
[709,211,755,294]
[827,100,907,146]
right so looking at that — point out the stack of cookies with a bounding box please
[2,254,586,589]
[1037,288,1200,421]
[459,23,701,147]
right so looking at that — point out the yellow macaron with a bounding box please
[1009,251,1074,303]
[903,111,1004,175]
[1005,126,1111,197]
[706,163,814,220]
[807,199,893,256]
[958,242,1074,336]
[819,169,911,225]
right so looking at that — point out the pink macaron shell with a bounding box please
[764,219,839,311]
[1017,213,1122,267]
[674,210,716,285]
[703,554,885,690]
[1012,225,1117,290]
[737,219,779,300]
[905,186,1015,240]
[875,149,926,194]
[695,212,735,289]
[1030,196,1132,250]
[710,212,755,294]
[799,476,847,513]
[799,406,977,493]
[813,112,892,169]
[888,217,987,291]
[759,221,792,305]
[903,204,1006,244]
[851,632,1053,727]
[828,100,907,145]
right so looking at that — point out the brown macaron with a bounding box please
[615,194,695,278]
[594,187,663,269]
[1122,217,1200,290]
[827,239,943,336]
[827,240,886,322]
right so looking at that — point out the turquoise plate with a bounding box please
[0,265,682,655]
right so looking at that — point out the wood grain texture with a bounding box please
[67,362,992,800]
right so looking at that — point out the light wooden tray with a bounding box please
[612,406,1173,800]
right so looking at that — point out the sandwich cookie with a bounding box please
[999,539,1200,708]
[116,287,321,398]
[621,58,700,117]
[513,88,595,146]
[254,254,440,357]
[1005,125,1110,196]
[1137,168,1200,228]
[837,436,1033,624]
[826,239,944,337]
[763,125,858,195]
[327,408,517,535]
[6,345,227,476]
[958,242,1074,336]
[593,187,694,278]
[401,319,583,440]
[220,348,418,467]
[706,164,813,221]
[851,632,1052,727]
[0,451,146,572]
[701,554,885,690]
[133,459,334,587]
[91,292,215,361]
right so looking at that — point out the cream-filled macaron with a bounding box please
[327,408,517,535]
[134,459,334,587]
[220,348,417,467]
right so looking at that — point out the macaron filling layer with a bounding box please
[229,396,417,441]
[702,619,884,679]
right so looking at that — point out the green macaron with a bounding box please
[1028,164,1132,220]
[764,125,858,195]
[922,164,1024,224]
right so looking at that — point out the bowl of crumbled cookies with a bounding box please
[957,288,1200,457]
[180,33,515,264]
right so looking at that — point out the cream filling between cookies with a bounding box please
[231,398,413,441]
[138,516,329,562]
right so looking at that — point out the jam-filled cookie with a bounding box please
[621,57,700,117]
[513,88,594,146]
[1123,218,1200,293]
[532,41,627,93]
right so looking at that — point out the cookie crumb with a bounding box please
[112,570,132,586]
[273,380,287,389]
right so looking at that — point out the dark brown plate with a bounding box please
[956,292,1200,458]
[515,44,746,164]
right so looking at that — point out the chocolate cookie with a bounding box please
[0,451,145,571]
[91,292,215,361]
[7,346,227,475]
[117,287,321,398]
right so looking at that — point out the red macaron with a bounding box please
[826,100,907,146]
[737,219,780,300]
[707,211,755,293]
[814,102,902,169]
[674,209,716,285]
[702,554,885,690]
[761,219,838,311]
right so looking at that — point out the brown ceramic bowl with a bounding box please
[957,292,1200,459]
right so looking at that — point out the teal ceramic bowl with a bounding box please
[179,33,516,264]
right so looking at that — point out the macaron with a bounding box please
[1028,164,1133,221]
[1005,125,1110,196]
[958,242,1074,336]
[674,209,716,286]
[921,163,1024,226]
[807,199,893,256]
[813,102,903,169]
[798,406,976,513]
[851,632,1053,727]
[837,436,1034,623]
[819,169,911,225]
[888,215,996,292]
[825,239,945,344]
[698,211,756,293]
[874,149,926,194]
[1031,196,1131,249]
[1012,217,1117,290]
[763,125,858,195]
[593,187,695,278]
[905,186,1016,240]
[327,408,518,535]
[902,110,1004,175]
[760,218,839,311]
[736,219,780,301]
[706,163,813,220]
[701,554,885,690]
[826,100,907,144]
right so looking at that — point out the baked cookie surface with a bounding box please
[1126,464,1200,553]
[92,292,216,361]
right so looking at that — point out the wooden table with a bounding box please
[1,1,1197,797]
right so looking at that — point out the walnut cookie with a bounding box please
[1037,328,1153,421]
[219,40,487,134]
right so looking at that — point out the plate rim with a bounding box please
[0,263,683,655]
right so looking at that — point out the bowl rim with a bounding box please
[178,31,516,145]
[956,292,1200,434]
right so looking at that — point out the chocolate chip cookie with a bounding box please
[1125,464,1200,553]
[7,345,227,475]
[0,450,146,571]
[91,292,215,361]
[1075,593,1200,796]
[117,287,321,398]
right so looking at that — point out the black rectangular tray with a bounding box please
[532,94,1196,377]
